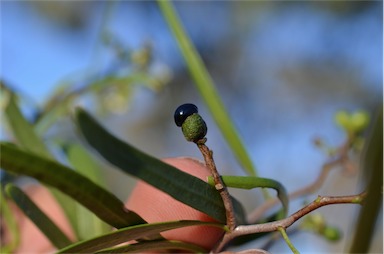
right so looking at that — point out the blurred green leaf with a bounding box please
[63,143,111,240]
[5,184,72,248]
[2,87,78,236]
[63,143,106,188]
[208,175,289,217]
[97,239,207,253]
[57,220,224,253]
[0,185,20,253]
[75,108,227,223]
[34,101,71,136]
[349,108,382,253]
[0,142,146,229]
[3,89,51,158]
[157,0,258,178]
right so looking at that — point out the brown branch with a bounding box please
[214,191,367,252]
[197,140,237,231]
[247,138,355,222]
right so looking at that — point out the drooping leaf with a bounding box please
[208,175,289,217]
[5,184,72,248]
[75,108,227,223]
[57,220,225,253]
[96,239,207,253]
[63,143,111,240]
[0,142,145,229]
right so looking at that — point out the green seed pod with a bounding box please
[181,113,207,143]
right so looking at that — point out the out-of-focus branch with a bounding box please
[214,191,367,252]
[247,138,355,223]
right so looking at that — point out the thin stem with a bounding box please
[243,192,366,234]
[277,227,299,254]
[214,191,366,252]
[197,140,237,231]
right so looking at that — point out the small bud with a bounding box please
[334,110,370,135]
[181,113,207,143]
[350,110,369,132]
[334,111,352,132]
[174,103,208,143]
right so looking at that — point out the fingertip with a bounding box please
[126,157,224,250]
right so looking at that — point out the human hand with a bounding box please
[2,157,224,253]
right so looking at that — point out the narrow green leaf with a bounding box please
[97,239,207,253]
[75,108,227,223]
[45,189,78,242]
[5,184,72,248]
[0,143,146,229]
[208,175,289,217]
[2,86,78,236]
[34,103,71,137]
[63,143,111,240]
[0,185,20,253]
[64,143,106,186]
[3,89,51,158]
[157,0,258,178]
[349,108,382,253]
[57,220,224,253]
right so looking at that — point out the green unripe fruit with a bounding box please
[181,113,207,143]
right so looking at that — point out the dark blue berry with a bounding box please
[174,103,198,127]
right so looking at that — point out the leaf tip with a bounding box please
[73,106,86,120]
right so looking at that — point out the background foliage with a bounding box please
[1,1,382,253]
